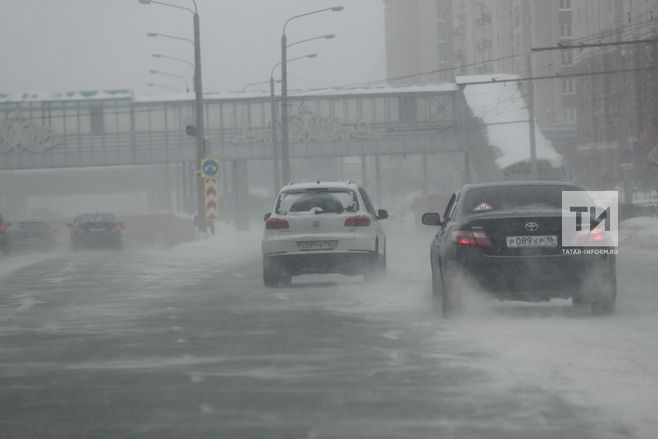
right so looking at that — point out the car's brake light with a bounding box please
[344,215,371,227]
[74,224,83,233]
[0,223,4,233]
[111,223,121,233]
[576,227,607,245]
[266,218,289,230]
[451,228,492,248]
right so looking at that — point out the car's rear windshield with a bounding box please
[276,189,359,215]
[463,185,584,215]
[77,213,118,223]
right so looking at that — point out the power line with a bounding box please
[532,38,658,52]
[457,66,657,87]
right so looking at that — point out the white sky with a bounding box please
[0,0,386,95]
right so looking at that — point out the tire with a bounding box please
[363,252,382,281]
[590,265,617,316]
[440,262,462,318]
[263,257,281,288]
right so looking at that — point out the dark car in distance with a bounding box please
[0,214,11,255]
[68,213,124,250]
[11,220,57,251]
[422,182,617,317]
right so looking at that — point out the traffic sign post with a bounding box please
[201,158,221,179]
[201,158,221,225]
[204,177,219,223]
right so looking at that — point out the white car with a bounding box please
[262,181,388,287]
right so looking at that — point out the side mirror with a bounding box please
[422,212,443,227]
[263,212,272,221]
[66,223,73,228]
[377,209,389,220]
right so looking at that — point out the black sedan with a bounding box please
[68,213,124,250]
[11,220,57,251]
[422,182,617,317]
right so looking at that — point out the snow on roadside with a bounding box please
[619,216,658,251]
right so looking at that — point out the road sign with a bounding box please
[201,158,220,179]
[204,177,219,222]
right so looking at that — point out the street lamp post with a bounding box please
[270,53,317,193]
[152,53,194,69]
[141,0,207,231]
[147,82,183,92]
[280,7,343,184]
[149,69,190,92]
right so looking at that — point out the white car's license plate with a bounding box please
[298,241,337,251]
[506,235,558,248]
[90,227,107,232]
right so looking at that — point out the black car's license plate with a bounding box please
[506,235,558,248]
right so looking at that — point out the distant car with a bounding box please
[68,213,124,250]
[11,220,57,251]
[262,181,388,287]
[422,181,617,317]
[0,214,11,255]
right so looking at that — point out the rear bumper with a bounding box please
[72,233,122,247]
[264,251,374,276]
[453,251,615,300]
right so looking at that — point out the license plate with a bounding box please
[506,235,558,248]
[90,227,107,232]
[298,241,337,251]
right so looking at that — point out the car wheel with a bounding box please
[363,251,381,281]
[590,265,617,316]
[263,257,281,288]
[440,262,462,318]
[431,268,442,312]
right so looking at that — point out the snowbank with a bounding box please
[619,216,658,250]
[456,74,563,170]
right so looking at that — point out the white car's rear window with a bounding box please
[276,189,359,215]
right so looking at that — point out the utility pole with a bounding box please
[270,77,281,194]
[527,54,538,180]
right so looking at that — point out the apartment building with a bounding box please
[383,0,577,151]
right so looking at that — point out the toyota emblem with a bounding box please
[313,220,321,228]
[525,222,539,232]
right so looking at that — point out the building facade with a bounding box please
[383,0,577,159]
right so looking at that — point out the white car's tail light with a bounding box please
[266,218,289,230]
[344,215,371,227]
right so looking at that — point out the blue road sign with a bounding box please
[201,158,220,179]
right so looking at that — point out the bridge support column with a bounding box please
[337,157,344,181]
[374,155,382,206]
[176,163,184,214]
[232,160,250,231]
[164,164,172,212]
[422,153,429,196]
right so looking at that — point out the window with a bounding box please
[89,105,104,135]
[561,51,573,66]
[564,106,577,122]
[562,79,575,95]
[399,96,417,122]
[560,24,572,39]
[438,45,448,63]
[560,0,571,10]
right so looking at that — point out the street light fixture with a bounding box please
[149,69,190,92]
[270,53,318,193]
[280,7,343,183]
[146,32,194,45]
[140,0,208,231]
[147,82,183,92]
[152,53,194,69]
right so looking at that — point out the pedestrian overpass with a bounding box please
[0,85,498,222]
